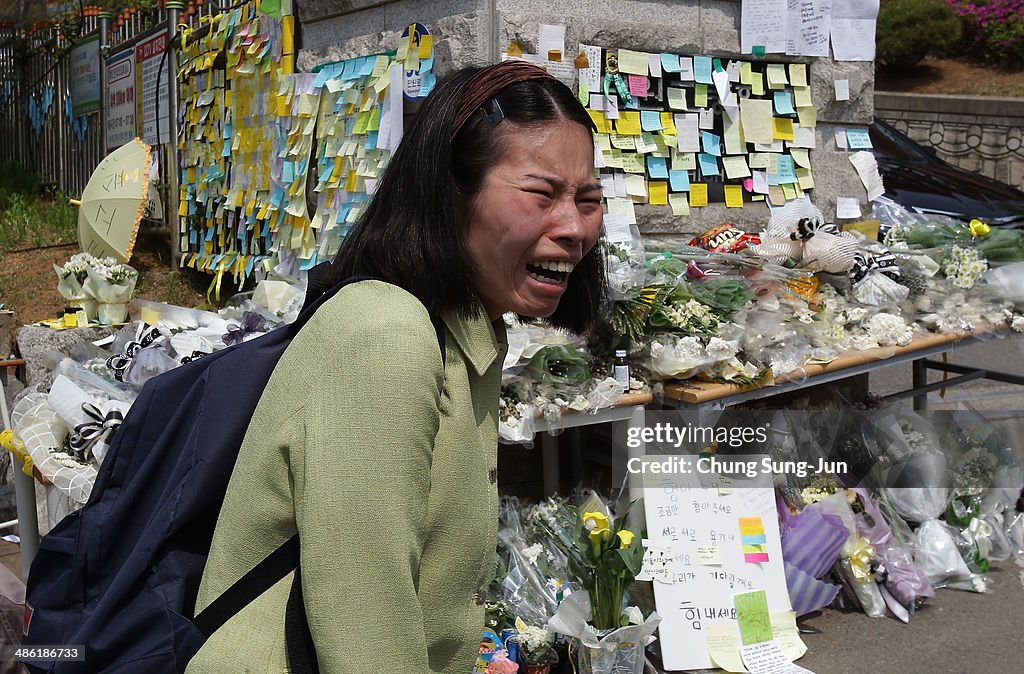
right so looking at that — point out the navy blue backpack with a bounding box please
[21,271,444,673]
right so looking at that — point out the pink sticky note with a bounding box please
[742,178,754,192]
[628,74,648,98]
[745,552,770,563]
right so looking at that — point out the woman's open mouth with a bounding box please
[526,260,574,286]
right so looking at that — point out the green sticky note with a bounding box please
[261,0,282,18]
[713,58,724,73]
[578,83,590,107]
[752,45,766,59]
[734,590,772,646]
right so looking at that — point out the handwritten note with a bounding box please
[741,0,789,53]
[786,0,832,57]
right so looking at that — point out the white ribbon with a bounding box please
[962,517,994,561]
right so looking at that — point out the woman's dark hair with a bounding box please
[330,63,607,334]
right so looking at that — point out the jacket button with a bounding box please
[474,590,486,605]
[488,468,497,484]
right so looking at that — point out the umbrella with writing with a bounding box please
[70,137,152,262]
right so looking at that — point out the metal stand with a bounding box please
[0,365,39,578]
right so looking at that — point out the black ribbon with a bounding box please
[106,323,163,382]
[180,350,209,365]
[790,217,839,241]
[222,311,270,346]
[68,402,124,463]
[849,252,902,285]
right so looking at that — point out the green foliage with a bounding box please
[877,0,964,69]
[0,190,78,253]
[0,161,41,211]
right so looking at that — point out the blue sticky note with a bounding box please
[640,110,663,132]
[846,128,873,149]
[366,130,379,150]
[701,131,722,156]
[669,169,691,191]
[359,56,375,77]
[341,59,357,80]
[777,155,797,182]
[419,73,437,97]
[693,55,713,84]
[189,229,197,244]
[223,122,232,139]
[205,227,215,241]
[245,256,257,277]
[742,533,768,545]
[647,156,669,179]
[313,68,330,89]
[774,90,795,115]
[271,186,285,206]
[698,152,720,177]
[660,53,681,73]
[421,53,435,73]
[282,161,295,183]
[300,252,320,270]
[336,204,351,224]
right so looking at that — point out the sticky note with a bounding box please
[773,90,795,115]
[751,71,764,96]
[698,108,715,129]
[698,152,720,177]
[672,149,696,170]
[777,155,797,182]
[659,112,677,135]
[616,111,642,135]
[740,61,753,85]
[834,79,850,101]
[678,56,695,81]
[693,55,713,84]
[617,49,649,75]
[835,128,849,150]
[690,182,708,206]
[836,197,862,219]
[788,63,807,88]
[725,184,744,208]
[675,114,700,152]
[740,99,774,145]
[734,590,773,646]
[587,109,611,133]
[668,192,690,215]
[640,110,663,131]
[660,53,681,72]
[773,117,795,141]
[723,155,751,179]
[622,152,646,173]
[796,167,815,189]
[578,83,590,106]
[628,74,649,98]
[648,53,663,78]
[635,132,659,154]
[781,183,797,200]
[790,148,810,168]
[797,106,817,128]
[766,63,788,89]
[701,131,722,156]
[625,173,647,197]
[694,83,708,108]
[697,546,722,565]
[667,87,688,110]
[647,155,669,178]
[842,219,881,238]
[846,128,873,149]
[610,133,636,150]
[649,180,668,204]
[793,85,812,108]
[669,169,690,191]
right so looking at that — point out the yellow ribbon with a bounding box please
[848,536,876,583]
[206,258,228,305]
[0,429,35,478]
[969,219,991,237]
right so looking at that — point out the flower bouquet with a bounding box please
[548,504,660,674]
[84,259,138,324]
[513,623,557,674]
[54,253,100,323]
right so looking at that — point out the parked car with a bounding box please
[869,118,1024,228]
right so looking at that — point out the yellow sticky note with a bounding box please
[793,85,813,108]
[773,117,795,141]
[694,83,708,108]
[649,180,668,205]
[610,133,637,151]
[660,112,677,136]
[790,148,810,168]
[615,111,642,136]
[797,106,817,128]
[344,170,358,192]
[741,99,774,145]
[724,184,744,208]
[669,192,690,215]
[578,83,590,106]
[789,63,808,88]
[740,61,753,85]
[689,183,708,207]
[587,109,611,133]
[594,133,612,151]
[605,149,623,169]
[622,153,646,174]
[418,35,433,58]
[766,63,788,89]
[625,174,647,197]
[752,71,764,96]
[842,219,881,239]
[723,155,751,179]
[739,517,764,536]
[782,183,797,200]
[617,49,649,75]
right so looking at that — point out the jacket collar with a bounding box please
[442,306,507,377]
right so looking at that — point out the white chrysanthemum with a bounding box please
[706,337,739,361]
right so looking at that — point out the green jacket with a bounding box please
[186,280,507,673]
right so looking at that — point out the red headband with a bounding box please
[450,61,559,140]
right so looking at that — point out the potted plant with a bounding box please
[548,503,660,674]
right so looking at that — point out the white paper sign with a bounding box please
[741,640,816,673]
[849,150,886,200]
[836,196,862,219]
[742,0,790,53]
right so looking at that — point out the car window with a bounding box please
[869,120,935,162]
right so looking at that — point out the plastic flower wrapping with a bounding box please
[8,277,301,504]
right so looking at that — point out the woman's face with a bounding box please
[465,121,603,320]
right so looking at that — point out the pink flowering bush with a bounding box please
[948,0,1024,65]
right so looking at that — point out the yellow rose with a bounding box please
[583,511,610,531]
[617,530,635,548]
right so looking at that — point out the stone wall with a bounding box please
[297,0,875,237]
[875,92,1024,194]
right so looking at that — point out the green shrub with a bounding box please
[877,0,964,69]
